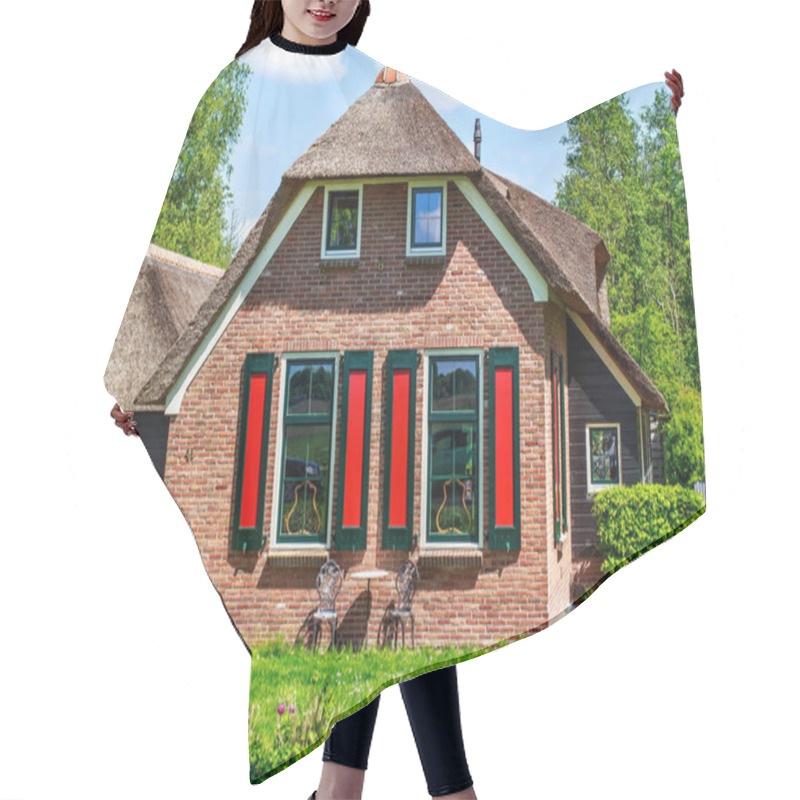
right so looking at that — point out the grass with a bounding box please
[248,634,492,784]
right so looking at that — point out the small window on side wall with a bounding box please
[407,183,446,256]
[324,188,360,256]
[586,423,622,493]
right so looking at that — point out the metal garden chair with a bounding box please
[387,559,419,649]
[312,559,343,651]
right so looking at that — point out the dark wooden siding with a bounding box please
[134,411,171,480]
[566,317,641,559]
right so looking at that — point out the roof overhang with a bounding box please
[162,175,549,415]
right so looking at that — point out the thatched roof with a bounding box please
[479,169,611,319]
[283,68,481,180]
[104,243,224,410]
[471,170,666,411]
[133,68,665,412]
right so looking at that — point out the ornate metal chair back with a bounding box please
[316,559,342,612]
[395,559,419,612]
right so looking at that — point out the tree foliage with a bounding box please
[555,88,703,481]
[662,386,705,487]
[151,61,251,268]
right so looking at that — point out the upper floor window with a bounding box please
[407,182,447,256]
[323,186,361,257]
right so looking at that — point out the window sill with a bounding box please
[319,258,359,269]
[267,547,330,566]
[418,547,483,568]
[404,255,446,268]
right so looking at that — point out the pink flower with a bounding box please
[288,703,296,714]
[277,703,286,715]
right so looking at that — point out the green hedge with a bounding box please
[592,483,705,574]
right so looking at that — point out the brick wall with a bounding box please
[164,180,568,649]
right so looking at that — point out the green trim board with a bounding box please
[486,346,521,551]
[559,353,568,535]
[550,350,569,543]
[232,353,275,553]
[382,349,418,551]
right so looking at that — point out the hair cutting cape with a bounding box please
[105,31,705,784]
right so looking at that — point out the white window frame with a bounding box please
[406,180,447,257]
[420,347,484,549]
[585,422,622,494]
[321,183,362,259]
[270,351,340,549]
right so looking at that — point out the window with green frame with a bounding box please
[427,353,480,544]
[326,190,359,252]
[276,357,336,545]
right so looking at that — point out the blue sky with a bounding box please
[226,44,665,249]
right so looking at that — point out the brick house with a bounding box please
[107,67,667,650]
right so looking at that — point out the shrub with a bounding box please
[592,483,705,574]
[662,386,705,487]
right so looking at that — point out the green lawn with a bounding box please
[248,635,496,783]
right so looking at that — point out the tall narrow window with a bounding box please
[326,190,359,252]
[411,187,443,248]
[276,357,336,545]
[427,354,480,545]
[551,351,568,543]
[232,353,275,553]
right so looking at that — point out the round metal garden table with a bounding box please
[348,568,391,648]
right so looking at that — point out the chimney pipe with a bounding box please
[473,118,482,163]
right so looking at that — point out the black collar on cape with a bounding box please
[269,30,348,55]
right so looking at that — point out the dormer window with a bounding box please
[322,185,361,258]
[407,181,447,257]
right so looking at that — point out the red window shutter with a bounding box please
[382,349,417,551]
[240,372,268,529]
[232,353,275,552]
[487,347,520,551]
[342,368,367,528]
[494,365,514,527]
[388,367,411,528]
[335,350,373,550]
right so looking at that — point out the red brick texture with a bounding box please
[164,180,572,649]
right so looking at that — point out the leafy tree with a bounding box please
[662,386,705,487]
[555,95,644,315]
[555,88,704,480]
[152,60,251,268]
[639,90,699,390]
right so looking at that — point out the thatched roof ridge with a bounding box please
[283,72,481,181]
[480,168,611,323]
[104,244,224,411]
